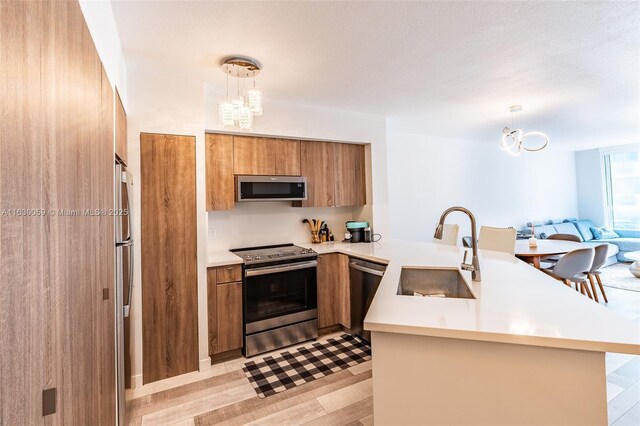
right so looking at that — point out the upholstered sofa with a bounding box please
[523,219,640,266]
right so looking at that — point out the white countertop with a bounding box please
[207,251,243,268]
[298,240,640,354]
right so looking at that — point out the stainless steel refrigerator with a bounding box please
[115,161,134,426]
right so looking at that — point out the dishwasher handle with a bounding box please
[349,262,385,277]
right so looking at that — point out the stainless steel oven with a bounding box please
[232,244,318,357]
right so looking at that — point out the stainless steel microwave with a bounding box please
[236,176,307,202]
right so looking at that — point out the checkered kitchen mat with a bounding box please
[242,334,371,398]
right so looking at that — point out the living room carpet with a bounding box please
[242,334,371,398]
[601,263,640,292]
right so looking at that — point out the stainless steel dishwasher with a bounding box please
[349,258,387,342]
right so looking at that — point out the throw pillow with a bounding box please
[590,227,620,240]
[539,232,548,239]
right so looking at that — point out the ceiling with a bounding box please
[111,1,640,149]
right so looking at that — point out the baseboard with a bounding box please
[130,374,143,389]
[199,357,211,372]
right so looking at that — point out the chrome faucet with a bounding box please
[434,206,481,282]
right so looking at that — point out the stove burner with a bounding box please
[231,244,317,266]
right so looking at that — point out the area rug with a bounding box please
[601,263,640,292]
[242,334,371,398]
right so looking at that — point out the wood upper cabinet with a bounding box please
[296,141,336,208]
[334,143,366,207]
[233,136,300,176]
[274,138,301,175]
[296,141,366,208]
[208,267,243,356]
[115,88,127,165]
[205,133,235,210]
[317,253,350,329]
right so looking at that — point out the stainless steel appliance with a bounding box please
[115,161,134,426]
[349,258,387,342]
[231,244,318,356]
[236,175,307,202]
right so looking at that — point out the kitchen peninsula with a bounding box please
[291,240,640,425]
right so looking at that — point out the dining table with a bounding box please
[514,239,585,269]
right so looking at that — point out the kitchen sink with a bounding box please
[397,267,476,299]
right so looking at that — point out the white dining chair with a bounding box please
[433,224,459,246]
[478,226,517,255]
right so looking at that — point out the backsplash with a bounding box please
[207,202,360,258]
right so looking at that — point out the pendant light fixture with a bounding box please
[218,57,262,130]
[500,105,549,156]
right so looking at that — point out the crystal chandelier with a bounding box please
[500,105,549,156]
[219,57,262,130]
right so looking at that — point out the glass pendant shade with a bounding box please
[237,104,253,129]
[219,57,262,130]
[247,89,263,116]
[219,101,235,127]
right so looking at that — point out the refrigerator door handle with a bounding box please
[124,242,133,318]
[123,171,134,242]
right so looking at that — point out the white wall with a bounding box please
[79,0,127,104]
[386,131,579,241]
[575,149,606,226]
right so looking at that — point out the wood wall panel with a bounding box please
[205,133,235,210]
[1,0,115,422]
[115,88,127,165]
[141,133,198,384]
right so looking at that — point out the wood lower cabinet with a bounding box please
[334,143,367,207]
[1,0,115,422]
[317,253,351,329]
[115,88,127,165]
[205,133,235,210]
[233,136,300,176]
[141,133,198,384]
[208,267,243,356]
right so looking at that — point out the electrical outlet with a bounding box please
[209,229,217,240]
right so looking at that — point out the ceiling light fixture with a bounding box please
[500,105,549,156]
[219,57,262,130]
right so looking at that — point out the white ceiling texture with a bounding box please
[112,1,640,149]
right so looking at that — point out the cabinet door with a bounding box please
[274,139,301,176]
[141,133,198,384]
[233,136,274,175]
[317,253,349,328]
[216,282,243,353]
[205,133,235,210]
[334,143,367,207]
[207,269,218,355]
[115,88,127,165]
[296,141,336,207]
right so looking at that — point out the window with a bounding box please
[602,146,640,230]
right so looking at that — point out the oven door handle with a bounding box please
[245,260,318,277]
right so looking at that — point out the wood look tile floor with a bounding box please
[128,281,640,425]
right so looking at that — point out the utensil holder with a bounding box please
[311,231,321,244]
